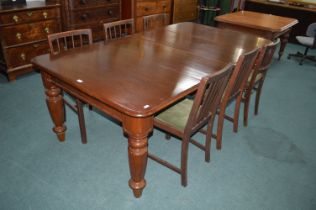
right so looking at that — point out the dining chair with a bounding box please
[215,48,259,150]
[150,63,233,186]
[243,39,280,127]
[103,19,135,42]
[288,22,316,65]
[47,29,93,144]
[143,13,170,31]
[47,29,93,55]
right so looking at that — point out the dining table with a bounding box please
[31,22,271,198]
[215,11,298,60]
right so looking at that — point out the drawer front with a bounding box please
[173,0,197,23]
[2,20,60,46]
[4,41,49,68]
[173,12,197,24]
[70,0,120,9]
[135,17,144,32]
[0,8,60,25]
[136,1,170,17]
[88,24,105,41]
[71,6,120,25]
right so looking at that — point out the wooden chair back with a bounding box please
[143,13,170,31]
[248,39,279,86]
[185,64,234,135]
[103,19,135,42]
[242,39,280,127]
[47,29,92,55]
[224,48,259,102]
[259,38,280,73]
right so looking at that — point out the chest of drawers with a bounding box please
[172,0,197,23]
[61,0,121,41]
[0,1,61,81]
[134,0,171,32]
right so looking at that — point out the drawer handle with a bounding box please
[108,10,113,16]
[81,14,88,20]
[33,44,39,48]
[13,15,19,23]
[162,4,166,9]
[43,12,48,19]
[44,27,50,34]
[80,0,87,4]
[27,12,33,16]
[144,7,155,11]
[20,53,26,61]
[16,33,22,40]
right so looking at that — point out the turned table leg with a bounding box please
[278,30,290,60]
[41,72,66,141]
[123,116,153,198]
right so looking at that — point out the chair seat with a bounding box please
[155,98,193,132]
[296,36,315,47]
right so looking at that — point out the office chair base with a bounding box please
[288,50,316,65]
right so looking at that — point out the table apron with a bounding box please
[50,74,124,122]
[217,22,290,40]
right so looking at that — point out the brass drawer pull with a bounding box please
[108,10,114,16]
[16,33,22,40]
[43,12,48,19]
[27,12,33,17]
[13,15,19,23]
[33,44,39,48]
[81,14,88,20]
[20,53,26,61]
[44,27,50,34]
[144,7,155,12]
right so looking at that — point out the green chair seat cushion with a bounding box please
[155,98,193,132]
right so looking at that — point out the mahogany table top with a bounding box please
[215,11,298,32]
[32,22,270,118]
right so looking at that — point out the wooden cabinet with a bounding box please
[0,1,61,81]
[172,0,197,23]
[245,0,316,44]
[134,0,171,32]
[60,0,121,41]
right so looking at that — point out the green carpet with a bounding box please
[0,43,315,210]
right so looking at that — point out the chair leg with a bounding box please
[243,92,251,127]
[233,93,242,133]
[76,99,87,144]
[254,80,264,115]
[204,116,215,162]
[216,106,226,150]
[181,136,190,187]
[299,47,309,65]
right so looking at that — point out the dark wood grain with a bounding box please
[0,1,61,81]
[245,0,316,44]
[134,0,171,32]
[215,11,298,60]
[60,0,121,41]
[32,22,270,198]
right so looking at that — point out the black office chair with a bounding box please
[288,22,316,65]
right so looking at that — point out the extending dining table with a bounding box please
[31,22,270,198]
[215,11,298,60]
